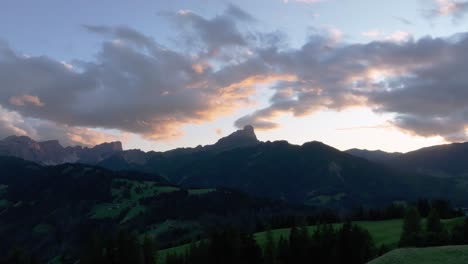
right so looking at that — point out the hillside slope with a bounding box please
[146,140,465,207]
[0,156,313,262]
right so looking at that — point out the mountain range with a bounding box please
[2,126,468,208]
[3,126,468,262]
[346,143,468,178]
[0,135,123,165]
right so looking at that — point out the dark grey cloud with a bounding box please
[83,25,157,49]
[171,7,250,55]
[235,32,468,141]
[0,39,246,140]
[2,4,468,145]
[0,6,270,144]
[225,4,256,22]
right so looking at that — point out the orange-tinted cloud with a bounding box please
[9,95,44,107]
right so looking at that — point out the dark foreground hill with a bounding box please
[345,148,402,164]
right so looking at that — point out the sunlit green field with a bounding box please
[158,217,465,261]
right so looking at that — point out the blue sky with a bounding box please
[1,0,468,152]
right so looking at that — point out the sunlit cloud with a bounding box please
[361,30,384,39]
[361,30,412,43]
[2,4,468,146]
[386,31,412,42]
[9,95,45,107]
[425,0,468,21]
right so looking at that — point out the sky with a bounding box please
[1,0,468,152]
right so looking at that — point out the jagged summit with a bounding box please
[0,135,123,165]
[3,135,37,144]
[92,141,123,152]
[213,125,259,150]
[241,125,256,138]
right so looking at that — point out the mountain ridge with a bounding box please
[0,135,123,165]
[3,127,468,207]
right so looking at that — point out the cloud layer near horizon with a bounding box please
[1,5,468,145]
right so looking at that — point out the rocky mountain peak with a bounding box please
[0,135,123,165]
[213,125,259,150]
[92,141,123,152]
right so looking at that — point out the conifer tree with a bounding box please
[399,206,422,247]
[264,229,276,264]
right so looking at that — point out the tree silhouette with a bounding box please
[399,206,422,247]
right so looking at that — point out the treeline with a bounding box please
[351,198,463,221]
[79,230,158,264]
[1,230,160,264]
[165,223,377,264]
[2,199,463,264]
[399,206,468,247]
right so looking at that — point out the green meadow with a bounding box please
[158,217,465,261]
[368,245,468,264]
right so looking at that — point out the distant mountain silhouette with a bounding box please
[99,125,260,170]
[345,148,402,163]
[0,135,122,165]
[96,130,467,207]
[346,143,468,178]
[387,142,468,177]
[143,140,466,207]
[3,127,468,207]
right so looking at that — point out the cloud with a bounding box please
[0,106,120,146]
[9,94,44,107]
[0,106,31,137]
[426,0,468,21]
[234,31,468,142]
[0,6,291,144]
[225,4,256,22]
[362,30,412,43]
[361,30,384,39]
[171,6,250,55]
[0,37,258,141]
[3,4,468,145]
[386,31,412,42]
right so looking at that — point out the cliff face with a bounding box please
[0,135,123,165]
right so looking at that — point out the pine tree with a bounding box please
[264,229,276,264]
[399,206,422,247]
[288,224,301,263]
[425,208,446,246]
[240,233,262,264]
[426,208,443,233]
[143,234,157,264]
[276,236,289,264]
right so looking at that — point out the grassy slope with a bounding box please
[368,245,468,264]
[89,179,180,221]
[158,217,465,259]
